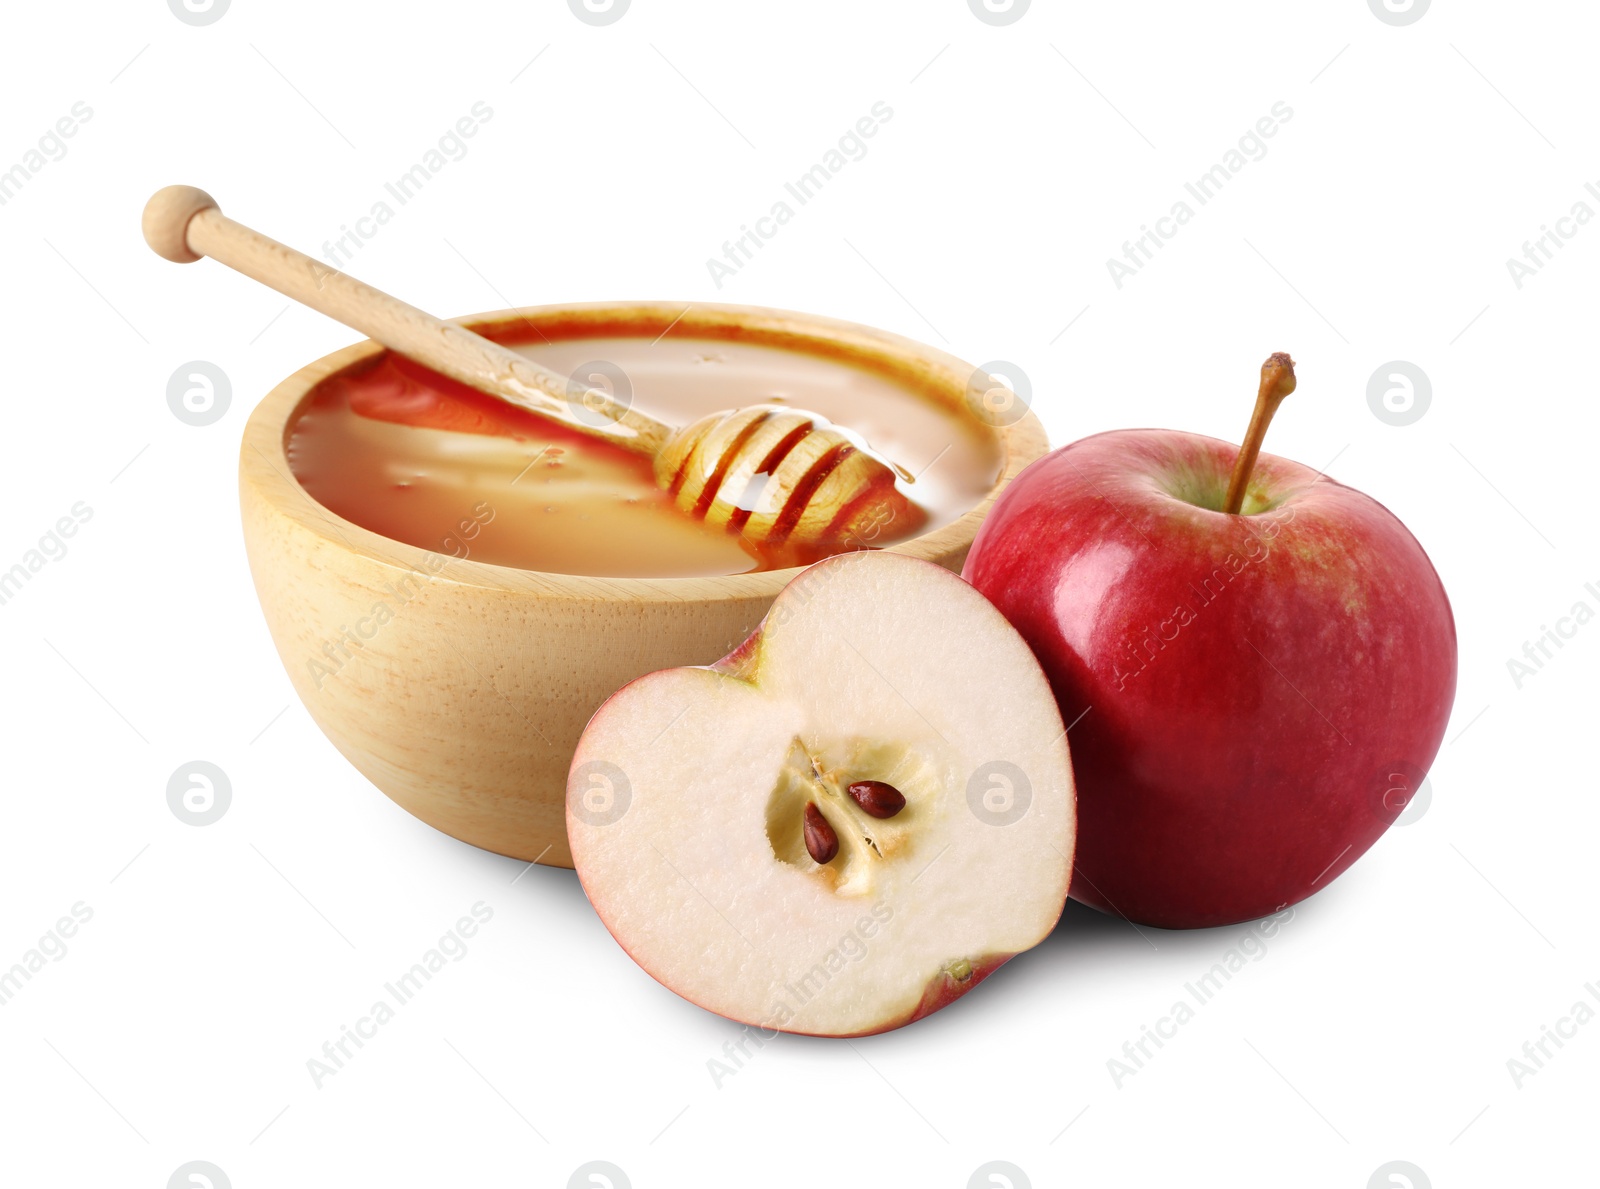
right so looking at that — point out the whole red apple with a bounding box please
[962,354,1456,928]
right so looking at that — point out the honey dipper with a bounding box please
[143,186,918,553]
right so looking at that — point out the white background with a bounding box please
[2,1,1595,1186]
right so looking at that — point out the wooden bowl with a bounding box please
[240,302,1048,867]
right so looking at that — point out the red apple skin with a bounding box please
[888,954,1012,1035]
[962,429,1457,929]
[602,932,1014,1039]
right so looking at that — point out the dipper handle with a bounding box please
[141,185,670,454]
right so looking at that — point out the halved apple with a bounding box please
[566,551,1075,1037]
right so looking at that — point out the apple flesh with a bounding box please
[963,428,1456,929]
[566,551,1075,1037]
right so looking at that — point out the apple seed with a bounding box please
[803,802,840,864]
[847,779,907,819]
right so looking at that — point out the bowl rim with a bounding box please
[239,300,1048,602]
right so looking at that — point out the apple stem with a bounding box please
[1223,352,1297,515]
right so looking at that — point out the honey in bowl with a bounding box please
[286,330,1001,578]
